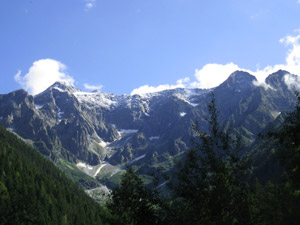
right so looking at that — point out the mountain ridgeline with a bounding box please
[0,70,297,190]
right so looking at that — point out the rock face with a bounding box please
[0,70,297,188]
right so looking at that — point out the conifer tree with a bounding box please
[274,92,300,188]
[108,167,163,225]
[260,92,300,224]
[171,92,251,225]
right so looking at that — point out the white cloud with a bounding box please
[84,83,103,91]
[250,31,300,89]
[177,77,190,84]
[85,0,96,11]
[250,9,270,21]
[192,31,300,90]
[284,73,300,90]
[279,32,300,73]
[14,59,74,95]
[16,32,300,97]
[190,62,278,90]
[192,63,240,89]
[131,31,300,95]
[131,77,189,95]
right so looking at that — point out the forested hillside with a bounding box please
[1,87,300,225]
[0,125,111,225]
[108,93,300,225]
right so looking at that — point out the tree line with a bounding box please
[108,92,300,225]
[0,125,113,225]
[1,92,300,224]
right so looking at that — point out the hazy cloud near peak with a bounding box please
[192,63,240,89]
[130,77,190,96]
[193,31,300,90]
[84,83,103,91]
[280,33,300,70]
[14,59,74,95]
[284,74,300,90]
[251,31,300,89]
[131,31,300,95]
[14,32,300,96]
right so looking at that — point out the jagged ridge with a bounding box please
[0,70,297,190]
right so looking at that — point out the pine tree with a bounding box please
[274,92,300,188]
[261,92,300,224]
[0,125,111,224]
[108,167,163,225]
[171,92,251,225]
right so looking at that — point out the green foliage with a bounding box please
[55,91,300,224]
[245,92,300,225]
[108,167,163,225]
[0,125,110,225]
[249,179,300,225]
[170,92,251,225]
[272,92,300,188]
[93,91,300,224]
[249,92,300,225]
[3,90,300,224]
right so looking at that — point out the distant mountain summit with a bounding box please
[265,70,290,87]
[220,70,257,91]
[0,70,298,190]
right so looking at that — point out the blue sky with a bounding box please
[1,0,300,95]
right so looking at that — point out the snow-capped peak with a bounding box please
[73,91,119,109]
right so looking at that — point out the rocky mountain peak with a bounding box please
[34,81,82,107]
[218,70,256,92]
[34,81,79,99]
[229,70,256,84]
[265,70,291,89]
[49,81,79,93]
[0,69,298,190]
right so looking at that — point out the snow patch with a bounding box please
[99,140,110,148]
[128,154,146,165]
[173,93,190,103]
[53,87,66,93]
[149,136,160,141]
[74,91,118,109]
[77,162,93,170]
[119,129,139,134]
[190,102,199,107]
[34,104,43,109]
[271,111,281,119]
[94,164,107,177]
[115,127,139,139]
[57,107,64,119]
[173,92,200,107]
[180,112,186,117]
[76,161,108,177]
[57,111,64,119]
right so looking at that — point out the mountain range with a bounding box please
[0,69,298,196]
